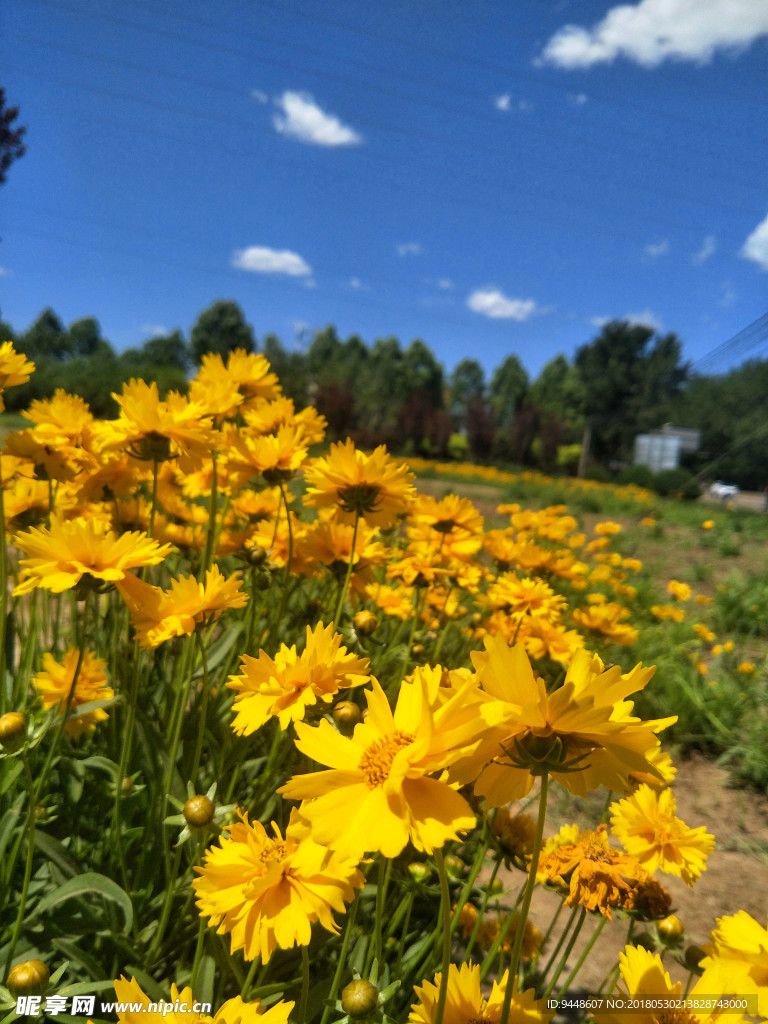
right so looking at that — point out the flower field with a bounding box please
[0,341,766,1024]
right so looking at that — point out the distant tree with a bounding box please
[575,320,688,462]
[68,317,114,359]
[19,308,70,361]
[307,326,344,386]
[401,339,444,407]
[142,329,190,372]
[359,337,405,434]
[190,300,254,365]
[529,354,586,431]
[449,358,485,427]
[1,89,27,187]
[0,319,16,343]
[489,354,529,429]
[465,394,495,461]
[262,333,308,405]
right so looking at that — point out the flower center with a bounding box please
[259,837,288,866]
[358,731,415,788]
[337,482,382,516]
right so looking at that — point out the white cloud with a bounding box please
[538,0,768,68]
[741,212,768,271]
[396,242,423,257]
[272,91,362,147]
[467,288,539,321]
[349,277,368,291]
[141,323,169,336]
[494,93,533,112]
[436,278,454,290]
[692,235,716,264]
[625,309,664,331]
[0,266,10,277]
[567,92,588,106]
[232,246,312,276]
[644,239,670,257]
[250,90,268,105]
[718,282,737,306]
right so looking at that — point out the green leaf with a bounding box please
[52,938,106,981]
[0,800,24,863]
[30,872,133,930]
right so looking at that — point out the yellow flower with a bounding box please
[193,809,363,962]
[278,676,477,859]
[112,976,293,1024]
[667,579,692,601]
[701,911,768,1018]
[650,604,686,622]
[466,638,674,804]
[641,516,656,527]
[702,519,715,529]
[610,784,715,885]
[227,622,371,733]
[737,661,755,674]
[538,824,645,920]
[13,515,173,595]
[303,438,415,528]
[595,520,622,535]
[96,379,216,467]
[601,944,747,1024]
[0,341,35,410]
[116,565,247,647]
[482,573,566,621]
[223,422,309,486]
[33,647,113,737]
[409,963,548,1024]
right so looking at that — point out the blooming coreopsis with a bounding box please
[408,963,549,1024]
[0,341,34,410]
[13,515,173,595]
[33,647,113,737]
[278,676,478,859]
[193,810,363,962]
[116,565,248,648]
[464,637,675,804]
[701,911,768,1017]
[600,945,747,1024]
[303,438,415,528]
[227,622,371,732]
[610,784,715,885]
[113,976,293,1024]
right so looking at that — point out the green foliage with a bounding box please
[489,354,528,429]
[446,433,469,461]
[653,467,700,500]
[575,320,688,462]
[617,464,656,488]
[713,571,768,637]
[190,300,255,365]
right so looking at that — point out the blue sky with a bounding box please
[2,0,767,382]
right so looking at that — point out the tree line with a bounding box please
[1,299,764,489]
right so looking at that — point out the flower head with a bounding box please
[409,963,549,1024]
[13,515,173,595]
[113,976,293,1024]
[227,622,371,733]
[193,809,363,962]
[610,784,715,885]
[278,675,478,859]
[33,647,113,736]
[0,341,34,411]
[701,911,768,1018]
[303,439,415,528]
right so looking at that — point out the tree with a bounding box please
[190,301,254,365]
[142,329,190,372]
[575,320,688,463]
[1,89,27,186]
[489,354,529,428]
[401,339,443,406]
[449,358,485,428]
[529,354,586,430]
[19,308,70,361]
[68,317,113,359]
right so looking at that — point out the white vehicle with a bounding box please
[709,481,739,500]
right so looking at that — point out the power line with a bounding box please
[692,311,768,374]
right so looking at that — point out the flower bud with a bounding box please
[443,854,465,880]
[406,861,432,883]
[685,944,706,970]
[411,642,425,659]
[245,544,268,566]
[0,712,27,751]
[333,701,362,736]
[7,959,49,997]
[353,610,379,637]
[658,914,684,941]
[183,795,215,829]
[341,979,379,1018]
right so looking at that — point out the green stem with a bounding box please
[201,452,218,578]
[433,848,454,1024]
[501,775,548,1024]
[190,632,211,784]
[334,509,360,625]
[3,750,37,975]
[272,481,295,634]
[0,451,8,716]
[146,846,185,960]
[190,915,207,993]
[240,957,262,1001]
[320,888,361,1024]
[298,945,310,1024]
[542,907,588,1001]
[555,913,608,999]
